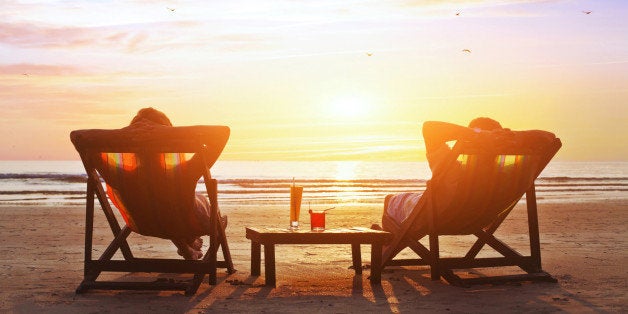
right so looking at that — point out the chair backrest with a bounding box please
[427,130,561,235]
[71,124,230,239]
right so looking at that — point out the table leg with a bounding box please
[264,244,276,287]
[251,241,261,276]
[351,243,362,275]
[370,243,383,284]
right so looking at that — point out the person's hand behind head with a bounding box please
[130,107,172,126]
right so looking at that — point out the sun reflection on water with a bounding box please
[330,161,362,205]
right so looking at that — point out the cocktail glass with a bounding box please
[289,185,303,230]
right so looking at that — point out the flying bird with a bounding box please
[455,12,460,16]
[462,49,471,53]
[366,52,373,57]
[582,10,592,14]
[167,7,176,12]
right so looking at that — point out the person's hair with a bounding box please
[130,107,172,126]
[468,117,502,131]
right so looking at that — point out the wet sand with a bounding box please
[0,199,626,313]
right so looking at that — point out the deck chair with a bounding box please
[380,130,561,286]
[70,124,235,295]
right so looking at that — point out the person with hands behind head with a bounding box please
[373,117,505,230]
[104,107,217,260]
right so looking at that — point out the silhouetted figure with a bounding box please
[108,108,215,260]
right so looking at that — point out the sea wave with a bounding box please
[0,173,87,183]
[1,173,626,183]
[0,190,84,195]
[1,160,627,205]
[540,176,628,182]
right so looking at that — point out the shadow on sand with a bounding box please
[19,266,605,313]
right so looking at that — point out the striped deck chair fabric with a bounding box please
[97,152,206,239]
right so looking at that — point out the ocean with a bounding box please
[0,161,626,207]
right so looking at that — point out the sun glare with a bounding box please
[334,161,358,180]
[327,95,371,120]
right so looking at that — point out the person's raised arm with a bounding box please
[422,121,478,153]
[422,121,480,171]
[184,153,207,182]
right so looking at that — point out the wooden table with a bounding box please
[245,227,392,286]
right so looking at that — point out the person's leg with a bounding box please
[373,193,423,231]
[194,194,214,231]
[169,194,214,260]
[172,238,203,260]
[189,237,203,250]
[177,194,214,259]
[371,194,392,230]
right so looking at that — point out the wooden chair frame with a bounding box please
[71,125,235,295]
[380,138,562,286]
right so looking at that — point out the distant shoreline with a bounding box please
[1,160,626,206]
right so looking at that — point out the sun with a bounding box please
[327,95,372,120]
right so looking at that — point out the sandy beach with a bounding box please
[1,199,626,313]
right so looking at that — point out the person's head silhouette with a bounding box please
[130,107,172,126]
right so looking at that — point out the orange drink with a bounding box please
[289,185,303,230]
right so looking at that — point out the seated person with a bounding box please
[373,117,555,231]
[100,107,217,260]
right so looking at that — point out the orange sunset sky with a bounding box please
[1,0,626,161]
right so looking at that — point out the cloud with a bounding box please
[0,20,200,52]
[0,83,126,133]
[0,75,143,125]
[398,0,554,7]
[0,63,84,76]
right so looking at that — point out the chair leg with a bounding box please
[441,269,469,287]
[187,274,204,296]
[526,186,543,272]
[221,242,235,274]
[429,233,440,281]
[219,216,235,274]
[380,214,409,267]
[206,234,219,285]
[204,178,235,279]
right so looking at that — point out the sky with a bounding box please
[1,0,626,161]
